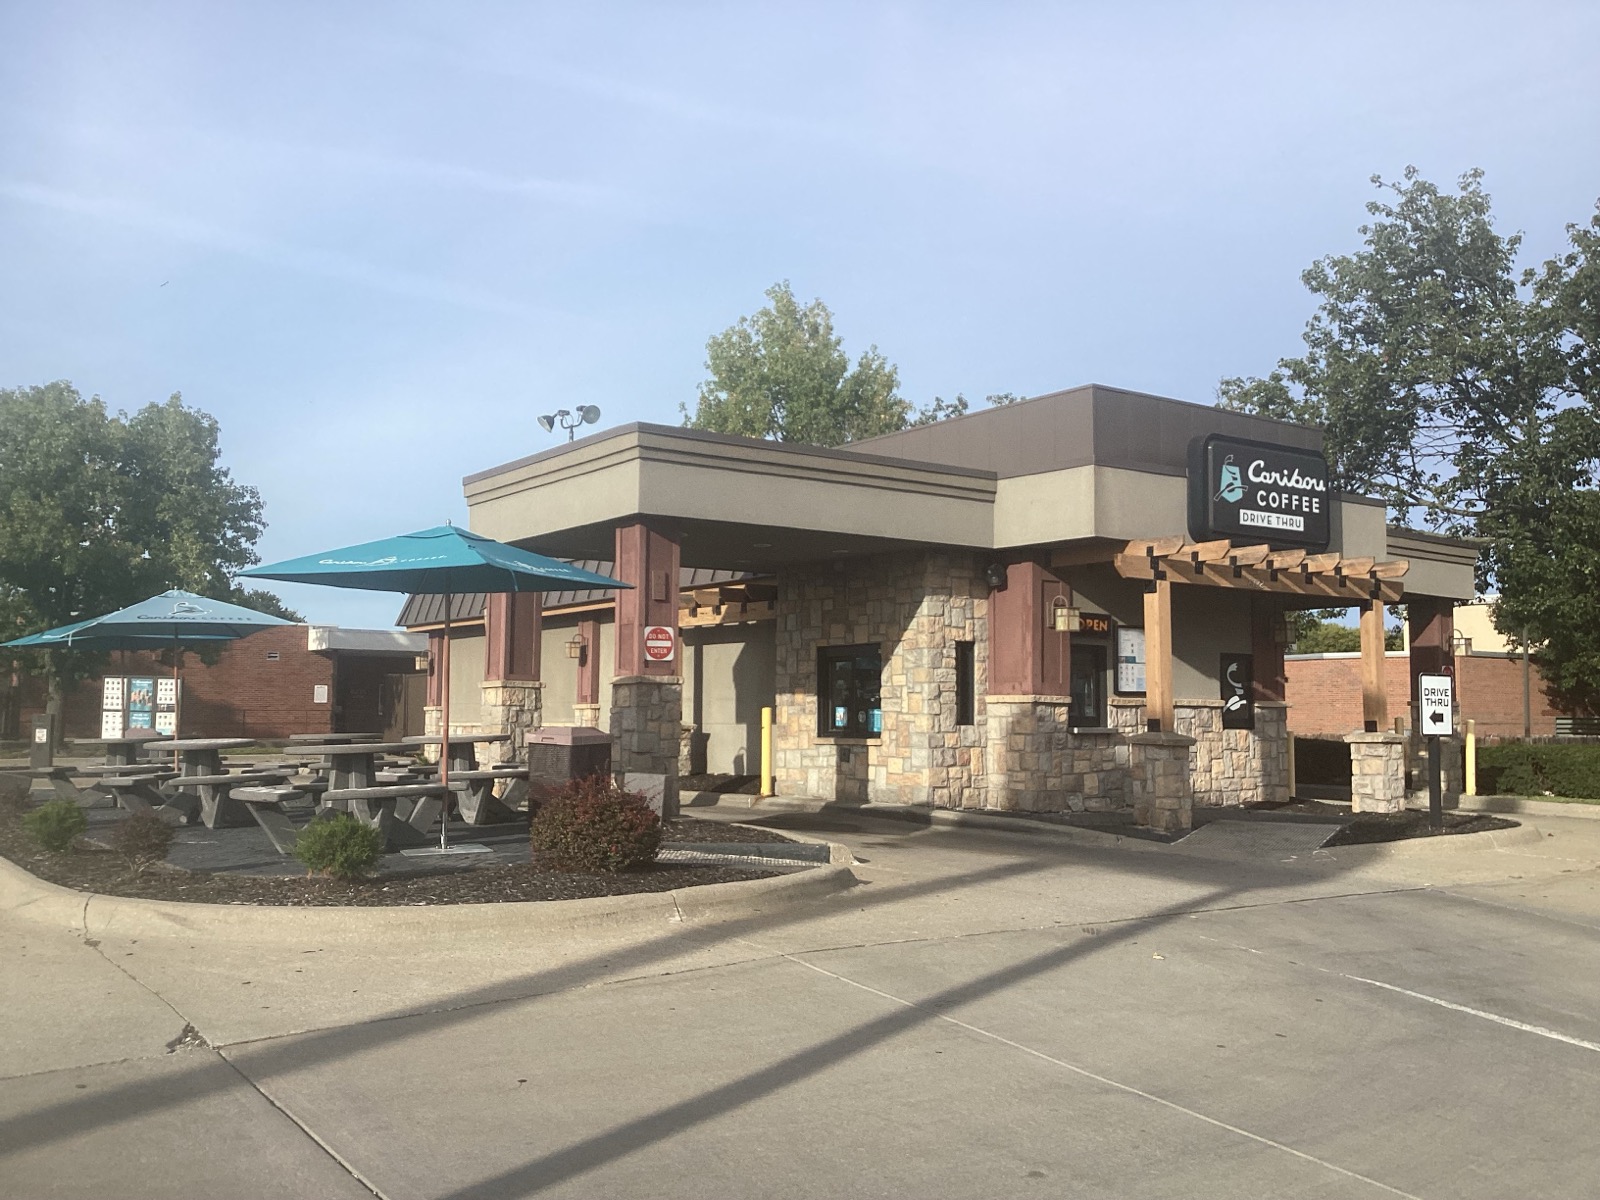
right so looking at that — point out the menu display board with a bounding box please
[102,677,126,711]
[1115,627,1146,695]
[126,677,155,731]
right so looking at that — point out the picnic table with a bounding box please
[402,734,524,824]
[289,742,416,792]
[402,732,512,773]
[288,732,382,744]
[163,738,276,827]
[81,735,172,766]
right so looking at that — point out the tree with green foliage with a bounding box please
[684,282,1021,446]
[0,381,300,723]
[1219,170,1600,713]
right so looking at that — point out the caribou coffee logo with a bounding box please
[1215,457,1245,504]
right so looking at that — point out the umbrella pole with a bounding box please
[172,634,181,769]
[439,591,452,850]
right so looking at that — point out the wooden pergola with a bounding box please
[1113,538,1411,733]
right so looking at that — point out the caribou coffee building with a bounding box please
[423,385,1476,830]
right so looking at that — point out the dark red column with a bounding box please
[483,592,542,682]
[614,520,680,677]
[988,560,1071,696]
[1251,597,1287,703]
[426,632,444,706]
[576,617,601,705]
[1408,598,1455,702]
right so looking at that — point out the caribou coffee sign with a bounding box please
[1187,435,1331,550]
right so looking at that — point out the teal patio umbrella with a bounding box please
[3,590,295,738]
[240,525,625,850]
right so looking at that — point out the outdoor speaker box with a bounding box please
[526,725,612,784]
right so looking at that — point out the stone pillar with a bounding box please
[984,695,1072,812]
[1346,731,1408,813]
[1130,730,1196,833]
[611,522,681,817]
[611,675,682,819]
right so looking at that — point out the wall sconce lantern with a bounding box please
[566,632,587,660]
[1051,600,1081,633]
[413,654,431,673]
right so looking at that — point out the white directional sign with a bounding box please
[1418,673,1455,737]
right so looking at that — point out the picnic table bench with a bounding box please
[98,772,190,825]
[322,783,448,850]
[232,784,311,855]
[162,769,291,829]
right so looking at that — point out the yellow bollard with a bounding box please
[760,706,774,797]
[1287,731,1296,801]
[1465,718,1476,796]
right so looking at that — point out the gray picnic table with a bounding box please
[402,734,523,824]
[81,734,172,766]
[162,738,276,827]
[287,732,382,744]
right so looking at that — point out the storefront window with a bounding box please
[955,641,975,726]
[817,644,882,738]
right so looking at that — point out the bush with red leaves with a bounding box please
[529,774,661,873]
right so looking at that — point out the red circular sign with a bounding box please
[643,625,676,662]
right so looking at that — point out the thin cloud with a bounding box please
[0,178,567,322]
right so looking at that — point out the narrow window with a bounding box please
[816,644,882,738]
[955,640,975,726]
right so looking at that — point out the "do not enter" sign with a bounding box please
[643,625,677,663]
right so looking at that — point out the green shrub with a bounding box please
[110,810,174,869]
[1478,743,1600,799]
[294,814,385,880]
[530,774,661,873]
[22,799,87,853]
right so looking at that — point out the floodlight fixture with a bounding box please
[537,406,602,442]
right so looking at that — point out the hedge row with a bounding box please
[1477,743,1600,800]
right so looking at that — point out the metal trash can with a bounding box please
[29,714,56,769]
[526,726,612,785]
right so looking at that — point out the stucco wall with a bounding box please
[683,623,776,776]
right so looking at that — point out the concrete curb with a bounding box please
[0,850,857,945]
[1313,821,1545,862]
[1446,795,1600,820]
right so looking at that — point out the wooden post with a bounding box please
[1143,576,1173,732]
[1360,599,1388,732]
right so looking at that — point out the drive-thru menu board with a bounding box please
[1115,626,1146,694]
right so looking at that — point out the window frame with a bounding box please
[816,643,883,739]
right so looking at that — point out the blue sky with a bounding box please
[3,2,1598,628]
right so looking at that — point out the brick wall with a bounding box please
[1286,651,1564,737]
[24,626,338,740]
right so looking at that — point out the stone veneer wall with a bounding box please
[1111,697,1288,808]
[479,681,542,766]
[773,551,988,808]
[984,698,1129,812]
[1174,701,1290,807]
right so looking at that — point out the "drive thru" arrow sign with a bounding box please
[1418,673,1454,738]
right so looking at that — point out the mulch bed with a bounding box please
[1322,809,1520,847]
[0,803,795,907]
[1248,798,1521,846]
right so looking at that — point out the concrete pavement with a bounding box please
[4,808,1600,1198]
